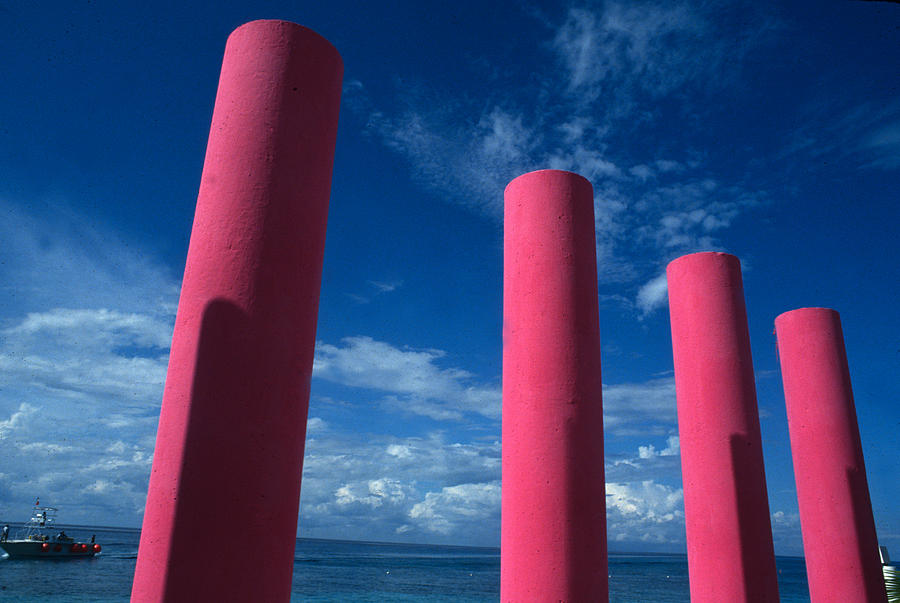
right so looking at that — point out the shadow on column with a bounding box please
[164,298,308,600]
[848,466,890,601]
[730,433,780,602]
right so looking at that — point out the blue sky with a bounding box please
[1,1,898,554]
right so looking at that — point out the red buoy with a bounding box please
[41,542,50,551]
[93,544,101,553]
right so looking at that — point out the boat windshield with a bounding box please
[17,506,59,540]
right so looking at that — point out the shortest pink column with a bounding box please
[775,308,887,603]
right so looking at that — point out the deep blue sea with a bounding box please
[0,526,812,601]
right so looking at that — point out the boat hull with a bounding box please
[0,540,99,559]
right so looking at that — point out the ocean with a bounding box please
[0,526,812,601]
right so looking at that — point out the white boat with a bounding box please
[883,546,899,602]
[0,504,101,559]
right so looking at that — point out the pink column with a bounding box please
[131,20,342,602]
[502,170,608,602]
[666,252,779,602]
[775,308,887,603]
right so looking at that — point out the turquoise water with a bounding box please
[0,526,811,601]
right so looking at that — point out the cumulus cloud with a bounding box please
[409,482,501,535]
[299,430,501,545]
[606,481,685,544]
[335,478,412,509]
[0,403,37,440]
[606,437,681,483]
[0,199,178,523]
[639,436,680,459]
[770,510,803,555]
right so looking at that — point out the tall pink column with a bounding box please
[775,308,887,603]
[502,170,608,602]
[131,20,342,602]
[666,252,779,602]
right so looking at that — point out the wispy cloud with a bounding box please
[348,280,404,304]
[313,336,501,421]
[369,104,537,217]
[552,4,710,106]
[367,280,402,294]
[603,378,677,436]
[350,2,776,313]
[636,272,668,316]
[784,98,900,171]
[862,118,900,169]
[0,200,180,317]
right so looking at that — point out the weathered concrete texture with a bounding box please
[131,20,342,602]
[666,252,779,602]
[775,308,887,603]
[501,170,608,602]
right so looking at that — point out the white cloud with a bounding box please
[17,442,76,455]
[335,478,412,509]
[629,164,653,181]
[306,417,327,434]
[638,436,680,459]
[0,200,180,316]
[313,336,500,421]
[370,103,537,217]
[386,444,413,459]
[636,272,668,316]
[0,308,171,408]
[299,430,500,544]
[0,403,37,440]
[409,482,501,535]
[367,280,402,294]
[603,378,677,436]
[606,481,685,544]
[785,98,900,171]
[635,179,761,253]
[606,436,682,483]
[0,200,177,524]
[862,118,900,169]
[8,308,172,350]
[770,509,803,554]
[771,510,799,528]
[357,3,773,296]
[552,4,709,104]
